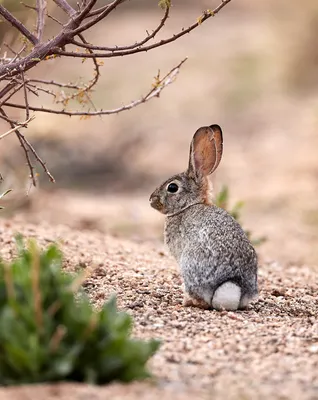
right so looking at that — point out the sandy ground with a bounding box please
[0,219,317,400]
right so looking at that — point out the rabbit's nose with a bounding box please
[149,195,160,209]
[149,195,157,204]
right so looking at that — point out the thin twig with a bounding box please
[71,5,170,52]
[0,108,55,184]
[0,115,35,140]
[36,0,47,40]
[70,0,98,26]
[0,81,19,103]
[26,85,40,97]
[53,0,76,16]
[0,108,36,186]
[47,13,63,26]
[9,44,27,65]
[4,58,187,116]
[0,112,20,125]
[2,43,27,65]
[21,69,30,119]
[27,82,57,99]
[0,82,24,107]
[21,133,56,183]
[72,0,124,35]
[21,1,37,11]
[85,2,114,18]
[0,5,38,45]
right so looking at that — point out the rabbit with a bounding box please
[149,124,258,311]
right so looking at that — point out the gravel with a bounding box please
[0,219,317,400]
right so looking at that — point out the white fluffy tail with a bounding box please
[212,282,241,311]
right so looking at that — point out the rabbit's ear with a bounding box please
[188,124,223,179]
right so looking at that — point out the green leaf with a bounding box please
[214,185,229,209]
[215,186,266,247]
[158,0,171,9]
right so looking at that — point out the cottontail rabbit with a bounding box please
[149,125,258,310]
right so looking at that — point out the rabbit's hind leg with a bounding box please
[211,281,241,311]
[182,284,210,309]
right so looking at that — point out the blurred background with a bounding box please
[1,0,318,265]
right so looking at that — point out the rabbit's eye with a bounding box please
[167,182,179,193]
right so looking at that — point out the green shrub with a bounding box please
[215,186,266,246]
[0,237,159,385]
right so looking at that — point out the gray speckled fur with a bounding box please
[164,204,258,307]
[149,125,258,310]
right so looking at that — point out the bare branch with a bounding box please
[71,0,98,25]
[26,84,41,97]
[4,58,187,116]
[26,82,57,99]
[0,108,55,185]
[71,5,170,52]
[85,1,124,18]
[47,13,63,26]
[0,0,231,79]
[0,108,36,186]
[0,82,18,102]
[20,2,37,11]
[85,6,106,18]
[21,132,56,183]
[0,82,24,107]
[56,1,232,58]
[0,44,50,80]
[0,5,38,45]
[0,0,234,185]
[0,111,19,125]
[36,0,47,40]
[0,115,35,140]
[53,0,76,17]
